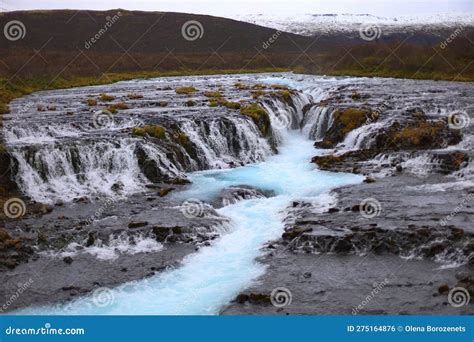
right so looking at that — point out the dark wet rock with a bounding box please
[282,227,313,241]
[233,293,271,305]
[364,176,376,183]
[0,228,34,270]
[159,187,175,197]
[85,233,95,247]
[438,284,449,294]
[128,221,149,229]
[29,202,54,215]
[213,186,272,208]
[111,182,124,192]
[63,256,73,264]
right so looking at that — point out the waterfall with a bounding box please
[302,106,334,140]
[5,110,273,204]
[11,140,146,204]
[338,121,385,150]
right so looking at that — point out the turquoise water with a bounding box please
[19,132,363,315]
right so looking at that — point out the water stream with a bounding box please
[17,131,363,315]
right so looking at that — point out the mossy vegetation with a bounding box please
[234,83,250,90]
[132,125,166,139]
[175,87,197,95]
[173,132,190,146]
[316,107,375,148]
[332,108,371,136]
[207,97,241,109]
[392,121,445,147]
[0,68,285,128]
[240,103,271,136]
[99,94,115,101]
[106,102,129,113]
[127,93,143,99]
[87,99,97,106]
[251,90,266,99]
[203,91,222,98]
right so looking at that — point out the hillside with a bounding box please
[0,9,472,115]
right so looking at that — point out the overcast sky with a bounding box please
[2,0,473,16]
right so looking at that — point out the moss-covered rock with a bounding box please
[240,103,271,136]
[127,93,143,99]
[203,91,222,98]
[317,107,375,148]
[99,94,115,101]
[86,99,97,106]
[132,125,166,139]
[175,87,197,95]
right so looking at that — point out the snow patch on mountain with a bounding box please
[228,13,474,36]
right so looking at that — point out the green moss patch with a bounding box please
[132,125,166,139]
[240,103,271,136]
[175,87,197,95]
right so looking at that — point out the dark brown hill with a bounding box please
[0,10,472,80]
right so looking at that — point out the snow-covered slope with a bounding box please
[228,13,474,36]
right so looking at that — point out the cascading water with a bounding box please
[14,77,365,315]
[8,72,471,315]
